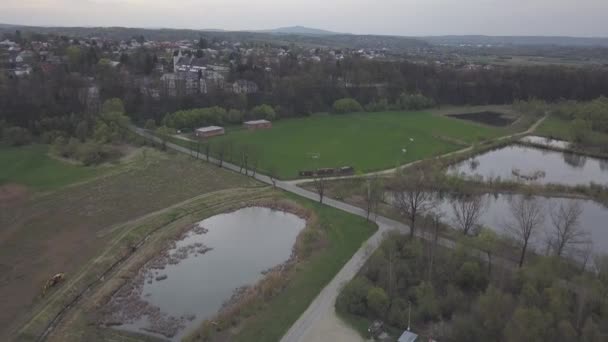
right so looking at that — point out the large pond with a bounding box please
[105,207,306,341]
[433,193,607,256]
[448,144,608,186]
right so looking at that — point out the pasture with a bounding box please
[206,110,509,179]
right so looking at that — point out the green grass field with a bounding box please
[0,144,100,190]
[207,111,508,179]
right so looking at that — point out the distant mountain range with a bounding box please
[1,22,607,48]
[258,26,340,36]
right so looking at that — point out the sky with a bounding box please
[1,0,608,37]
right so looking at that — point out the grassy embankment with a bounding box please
[171,109,509,179]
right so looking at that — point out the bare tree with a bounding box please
[393,167,436,238]
[451,192,486,236]
[250,147,260,177]
[216,142,227,168]
[204,143,210,162]
[505,195,545,267]
[268,165,279,189]
[547,201,588,257]
[364,174,384,222]
[313,173,326,204]
[427,211,443,281]
[239,145,250,175]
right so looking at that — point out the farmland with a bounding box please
[0,149,257,340]
[203,110,510,179]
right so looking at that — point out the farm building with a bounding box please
[244,120,272,130]
[195,126,225,138]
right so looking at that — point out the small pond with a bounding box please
[448,144,608,186]
[106,207,306,341]
[447,111,516,127]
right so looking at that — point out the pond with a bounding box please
[105,207,306,341]
[389,192,608,257]
[447,111,516,127]
[448,144,608,186]
[435,193,608,257]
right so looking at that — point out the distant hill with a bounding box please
[0,24,429,51]
[422,35,608,48]
[260,26,340,36]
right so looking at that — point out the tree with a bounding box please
[393,166,436,238]
[216,142,227,168]
[313,173,327,204]
[367,287,389,318]
[336,276,371,316]
[155,126,174,151]
[503,306,552,342]
[505,195,545,267]
[414,282,440,322]
[548,201,588,257]
[332,98,363,114]
[268,165,279,189]
[364,174,384,221]
[581,317,602,342]
[456,261,487,292]
[451,192,486,236]
[3,127,31,146]
[399,93,435,110]
[473,286,515,341]
[474,229,498,276]
[144,119,156,130]
[75,121,89,142]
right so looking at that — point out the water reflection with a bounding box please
[109,207,306,340]
[449,144,608,186]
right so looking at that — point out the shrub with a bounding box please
[332,98,363,114]
[3,126,32,146]
[399,93,435,110]
[250,104,276,121]
[144,119,156,130]
[365,99,389,112]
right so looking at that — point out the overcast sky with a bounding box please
[1,0,607,37]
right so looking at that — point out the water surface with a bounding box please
[448,144,608,186]
[114,207,306,340]
[435,193,608,256]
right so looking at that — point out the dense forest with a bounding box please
[337,233,608,341]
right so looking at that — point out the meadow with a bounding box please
[0,144,101,190]
[206,110,509,179]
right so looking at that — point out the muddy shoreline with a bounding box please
[98,201,313,340]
